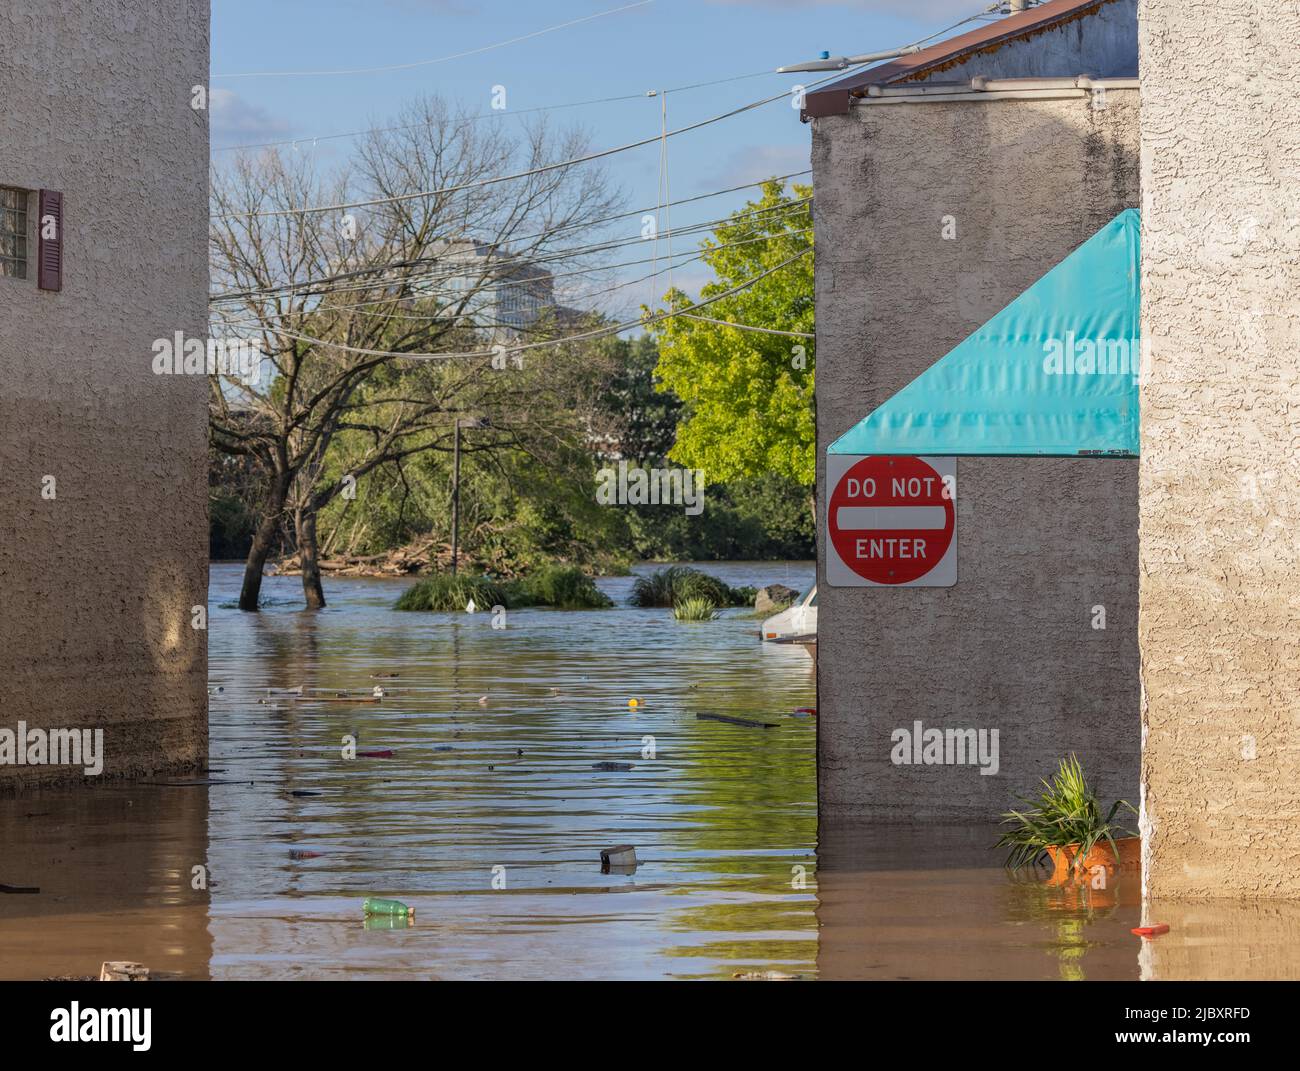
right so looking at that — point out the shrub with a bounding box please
[505,565,613,609]
[394,575,509,612]
[395,566,611,611]
[628,566,748,608]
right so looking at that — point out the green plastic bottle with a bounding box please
[364,913,413,931]
[363,897,413,918]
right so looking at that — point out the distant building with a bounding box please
[430,239,582,339]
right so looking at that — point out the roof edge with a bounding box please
[803,0,1118,120]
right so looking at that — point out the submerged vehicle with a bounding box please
[761,585,817,643]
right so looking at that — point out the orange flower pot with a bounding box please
[1047,835,1141,880]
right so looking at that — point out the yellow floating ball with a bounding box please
[627,698,641,709]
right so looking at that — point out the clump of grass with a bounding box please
[396,566,611,611]
[673,597,718,621]
[505,565,613,609]
[629,566,748,609]
[395,575,509,612]
[995,755,1138,869]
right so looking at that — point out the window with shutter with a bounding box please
[38,189,63,291]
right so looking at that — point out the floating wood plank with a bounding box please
[696,713,780,729]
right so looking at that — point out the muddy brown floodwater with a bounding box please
[3,562,1299,980]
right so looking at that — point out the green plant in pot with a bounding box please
[996,755,1139,877]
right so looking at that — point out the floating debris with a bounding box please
[364,897,414,918]
[0,882,40,894]
[1132,923,1170,938]
[628,698,642,709]
[478,695,490,707]
[289,790,323,797]
[732,970,802,981]
[696,713,780,729]
[289,850,322,860]
[357,749,394,758]
[371,673,400,680]
[364,913,413,930]
[99,961,149,982]
[792,707,817,718]
[600,845,637,871]
[592,762,634,772]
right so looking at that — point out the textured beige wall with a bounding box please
[0,2,209,787]
[1138,1,1300,896]
[815,89,1141,818]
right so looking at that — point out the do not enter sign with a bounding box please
[826,455,957,587]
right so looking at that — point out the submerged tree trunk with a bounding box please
[297,506,326,610]
[238,473,290,612]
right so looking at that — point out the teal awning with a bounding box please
[829,210,1140,457]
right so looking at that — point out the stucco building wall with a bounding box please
[1138,1,1300,896]
[0,2,210,787]
[814,88,1141,818]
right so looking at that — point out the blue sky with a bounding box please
[211,0,994,310]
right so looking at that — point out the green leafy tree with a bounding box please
[649,180,814,492]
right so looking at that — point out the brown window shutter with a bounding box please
[38,189,62,292]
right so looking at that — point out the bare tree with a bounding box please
[208,98,620,609]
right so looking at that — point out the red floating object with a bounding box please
[1131,923,1170,938]
[357,749,394,758]
[794,708,817,717]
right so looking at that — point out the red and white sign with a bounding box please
[826,455,957,587]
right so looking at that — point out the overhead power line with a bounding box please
[219,248,811,364]
[209,191,812,304]
[209,64,849,221]
[214,1,654,79]
[676,313,813,339]
[212,70,775,155]
[210,225,813,328]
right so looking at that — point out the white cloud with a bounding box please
[209,89,294,148]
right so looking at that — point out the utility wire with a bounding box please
[210,65,847,221]
[219,249,810,363]
[214,1,654,79]
[210,169,809,302]
[210,195,812,303]
[213,71,775,155]
[212,226,813,327]
[676,313,813,339]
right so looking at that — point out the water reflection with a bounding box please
[5,562,1300,979]
[203,562,820,979]
[0,787,211,980]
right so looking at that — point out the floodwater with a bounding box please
[3,561,1300,980]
